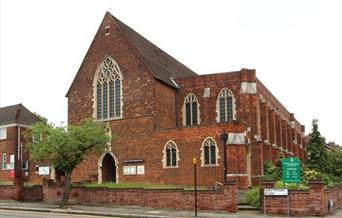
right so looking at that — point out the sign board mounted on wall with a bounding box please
[264,188,288,196]
[38,166,50,176]
[282,157,301,183]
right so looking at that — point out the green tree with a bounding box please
[306,119,329,173]
[25,118,111,208]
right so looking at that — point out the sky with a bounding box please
[0,0,341,145]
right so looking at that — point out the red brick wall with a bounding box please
[43,181,237,212]
[67,13,156,125]
[261,181,342,216]
[0,185,18,200]
[22,185,43,202]
[0,126,17,181]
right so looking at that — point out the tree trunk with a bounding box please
[59,171,72,208]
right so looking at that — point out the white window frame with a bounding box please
[216,88,236,122]
[0,127,7,139]
[162,140,180,168]
[2,153,6,170]
[93,56,123,121]
[182,93,201,126]
[200,137,219,167]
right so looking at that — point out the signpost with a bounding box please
[281,157,301,216]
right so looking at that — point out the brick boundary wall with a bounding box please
[0,185,19,200]
[43,180,237,212]
[22,185,43,202]
[0,182,43,201]
[261,180,342,217]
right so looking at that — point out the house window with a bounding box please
[201,137,219,166]
[32,131,42,143]
[217,88,236,122]
[183,93,200,126]
[95,56,123,120]
[162,141,179,168]
[2,153,6,169]
[9,154,14,170]
[22,160,29,171]
[0,128,6,139]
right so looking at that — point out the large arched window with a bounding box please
[162,140,179,168]
[201,137,219,166]
[183,93,200,126]
[95,56,123,120]
[217,88,236,122]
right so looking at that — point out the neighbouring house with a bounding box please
[0,104,42,183]
[66,12,306,189]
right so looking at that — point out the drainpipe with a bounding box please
[220,133,228,182]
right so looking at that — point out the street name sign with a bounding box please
[264,188,288,196]
[282,157,301,183]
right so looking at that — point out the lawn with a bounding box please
[80,182,208,190]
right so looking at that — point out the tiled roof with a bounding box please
[0,104,40,125]
[112,14,197,88]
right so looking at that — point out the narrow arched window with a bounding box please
[95,56,122,120]
[201,137,219,166]
[217,88,235,122]
[162,141,179,168]
[183,94,200,126]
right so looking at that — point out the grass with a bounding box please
[79,182,208,190]
[0,180,13,186]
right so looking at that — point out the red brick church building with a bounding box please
[67,12,306,189]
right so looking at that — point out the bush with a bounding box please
[244,187,260,208]
[274,181,308,190]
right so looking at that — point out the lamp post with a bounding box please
[220,133,228,182]
[192,157,197,217]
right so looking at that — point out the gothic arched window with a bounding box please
[201,137,219,166]
[183,93,200,126]
[162,141,179,168]
[95,56,123,120]
[217,88,235,122]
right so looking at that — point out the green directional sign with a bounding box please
[282,157,301,183]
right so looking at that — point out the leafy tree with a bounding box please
[305,119,329,173]
[25,118,111,208]
[33,112,48,123]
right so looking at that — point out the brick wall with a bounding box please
[43,181,237,212]
[0,183,43,201]
[22,185,43,201]
[261,181,342,216]
[0,185,19,200]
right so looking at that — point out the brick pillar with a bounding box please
[281,120,288,153]
[13,180,24,201]
[260,180,276,213]
[275,114,282,149]
[223,180,237,212]
[251,141,263,186]
[269,109,277,163]
[287,123,292,154]
[308,181,326,216]
[261,102,270,162]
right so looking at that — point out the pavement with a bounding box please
[0,200,341,218]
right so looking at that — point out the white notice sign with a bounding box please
[264,188,288,196]
[137,165,145,175]
[38,166,50,176]
[123,166,136,175]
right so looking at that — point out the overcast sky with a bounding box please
[0,0,341,145]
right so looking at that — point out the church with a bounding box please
[66,12,306,189]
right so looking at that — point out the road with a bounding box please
[0,210,114,218]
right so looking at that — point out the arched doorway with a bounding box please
[101,153,116,182]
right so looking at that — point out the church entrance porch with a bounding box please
[101,153,116,182]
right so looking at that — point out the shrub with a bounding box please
[244,187,260,208]
[274,181,308,190]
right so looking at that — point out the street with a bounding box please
[0,210,111,218]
